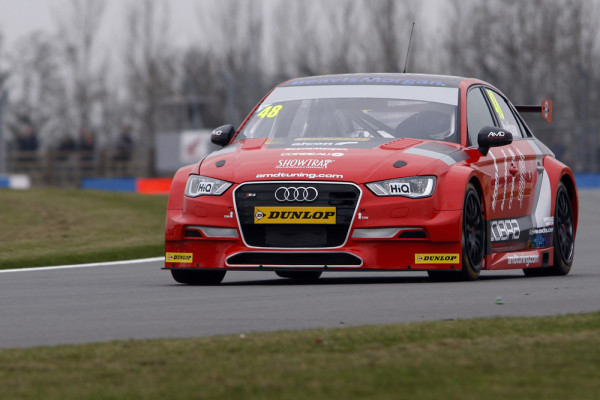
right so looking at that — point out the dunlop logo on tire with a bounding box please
[415,254,459,264]
[166,252,193,263]
[254,206,336,224]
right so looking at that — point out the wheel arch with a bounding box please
[559,171,579,236]
[543,156,578,236]
[466,175,489,265]
[167,164,195,211]
[435,166,486,211]
[468,176,485,207]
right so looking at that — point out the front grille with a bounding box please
[234,182,360,248]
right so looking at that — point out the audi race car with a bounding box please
[164,73,578,284]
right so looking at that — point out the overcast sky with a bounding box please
[0,0,201,48]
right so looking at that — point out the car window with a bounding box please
[238,85,459,144]
[467,87,495,146]
[484,89,524,138]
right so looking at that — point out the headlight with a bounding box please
[185,175,232,197]
[366,176,436,198]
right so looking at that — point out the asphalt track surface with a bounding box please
[1,190,599,348]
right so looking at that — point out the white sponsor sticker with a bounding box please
[388,182,411,195]
[284,147,348,151]
[255,172,344,179]
[490,219,520,242]
[507,254,539,266]
[195,182,213,194]
[291,142,358,147]
[529,227,553,235]
[276,159,334,169]
[280,152,344,157]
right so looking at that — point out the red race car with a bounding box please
[164,73,577,284]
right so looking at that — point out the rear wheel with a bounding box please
[552,183,575,274]
[275,271,322,281]
[171,269,226,285]
[524,182,574,277]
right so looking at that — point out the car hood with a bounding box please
[197,137,469,183]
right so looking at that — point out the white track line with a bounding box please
[0,257,163,273]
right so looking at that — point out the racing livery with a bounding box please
[164,73,578,284]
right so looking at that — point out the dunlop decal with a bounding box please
[166,252,193,263]
[254,207,336,224]
[415,253,459,264]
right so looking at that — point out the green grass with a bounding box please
[0,189,597,398]
[0,188,167,269]
[0,312,599,399]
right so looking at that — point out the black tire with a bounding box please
[428,183,485,282]
[171,269,226,285]
[525,182,574,277]
[459,183,485,281]
[275,271,322,281]
[552,182,575,274]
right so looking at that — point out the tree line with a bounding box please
[0,0,598,174]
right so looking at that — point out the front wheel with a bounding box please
[459,183,485,281]
[427,183,485,282]
[171,269,226,285]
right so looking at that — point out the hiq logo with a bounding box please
[197,183,213,193]
[388,183,411,195]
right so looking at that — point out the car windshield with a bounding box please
[237,85,459,143]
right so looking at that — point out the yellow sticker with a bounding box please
[257,104,282,119]
[486,89,505,120]
[166,252,193,263]
[415,254,460,264]
[254,207,336,224]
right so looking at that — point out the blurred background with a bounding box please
[0,0,598,188]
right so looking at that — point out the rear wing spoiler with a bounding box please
[515,100,552,123]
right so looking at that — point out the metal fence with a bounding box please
[5,149,149,187]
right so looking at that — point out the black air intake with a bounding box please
[227,252,362,266]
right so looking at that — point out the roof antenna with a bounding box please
[403,22,415,74]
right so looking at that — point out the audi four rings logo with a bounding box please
[275,186,318,202]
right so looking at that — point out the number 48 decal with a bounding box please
[257,105,282,119]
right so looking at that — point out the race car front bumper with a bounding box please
[164,205,463,271]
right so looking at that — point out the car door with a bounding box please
[482,87,541,252]
[487,89,552,229]
[467,86,527,253]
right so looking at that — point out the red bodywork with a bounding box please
[165,74,578,275]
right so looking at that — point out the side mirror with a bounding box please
[477,126,512,156]
[211,125,236,147]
